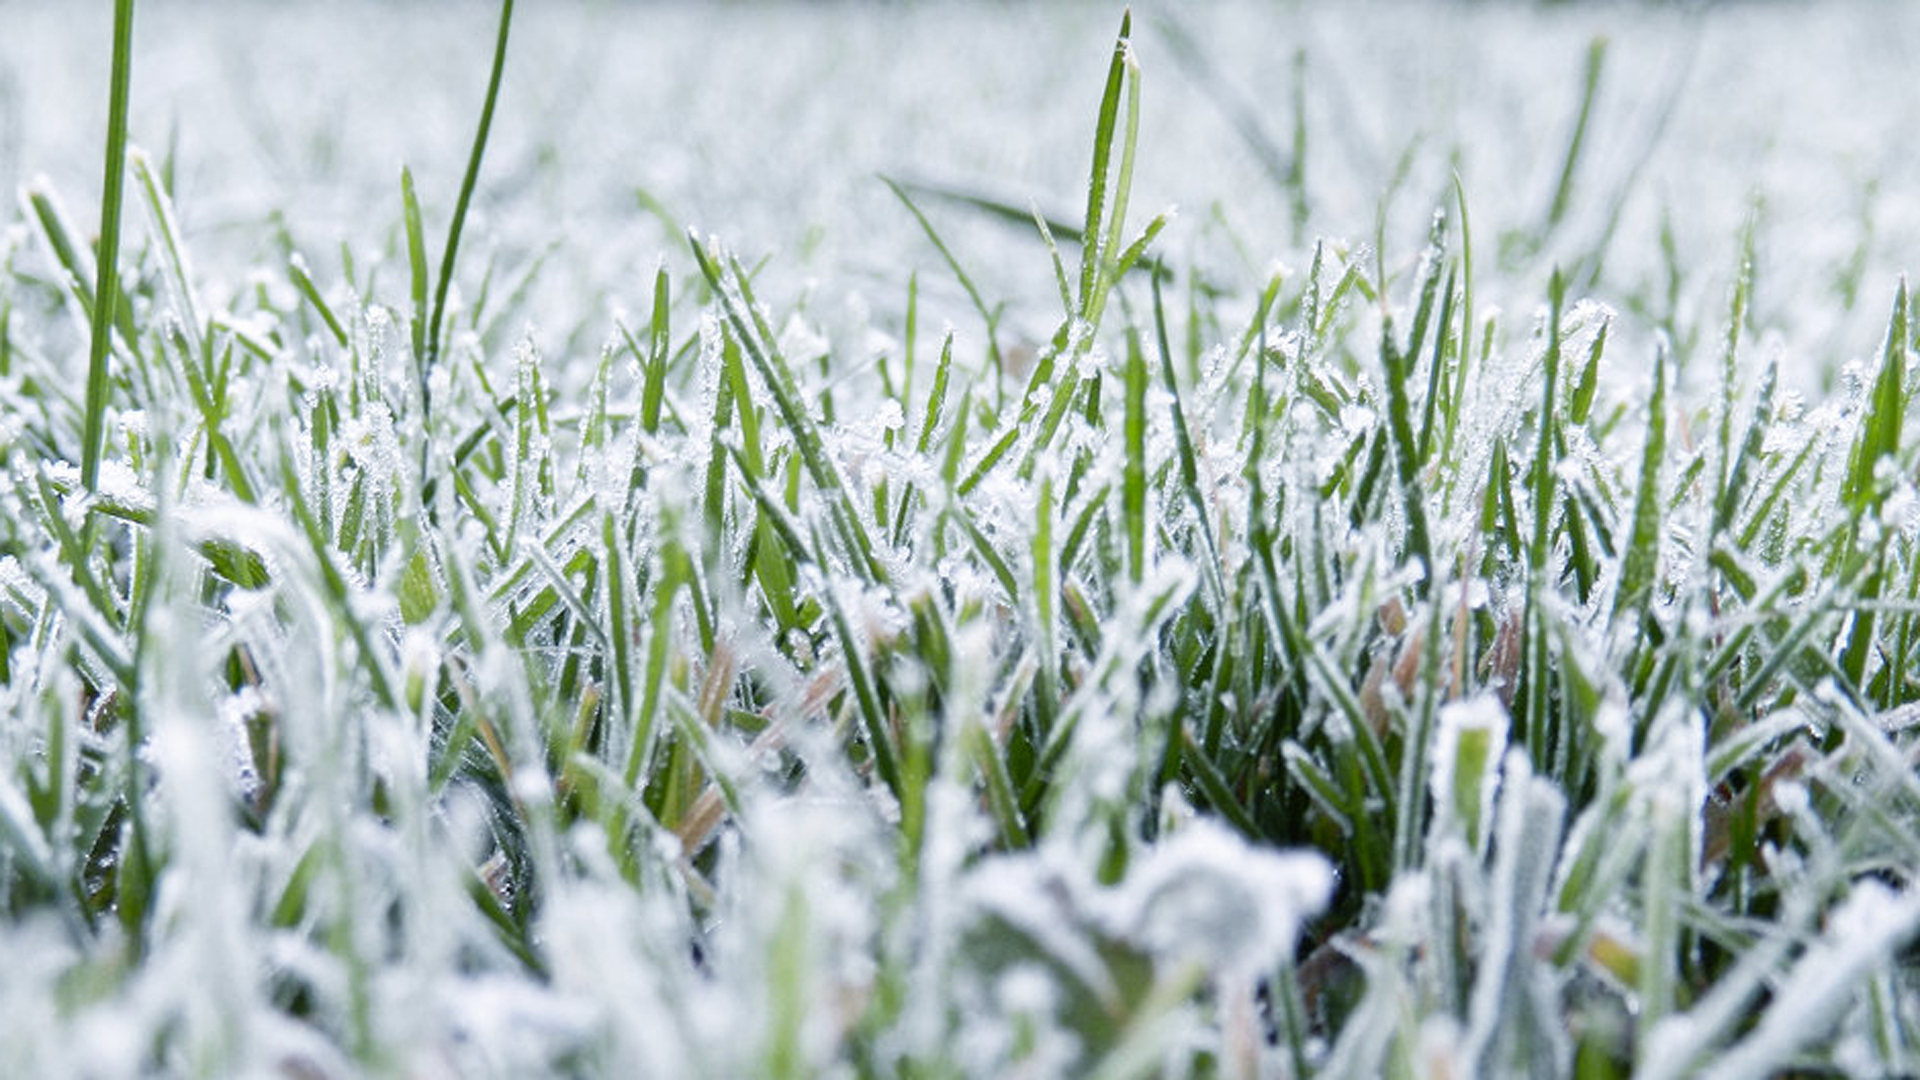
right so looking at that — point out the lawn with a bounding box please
[2,2,1919,1076]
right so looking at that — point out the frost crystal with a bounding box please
[1109,819,1333,973]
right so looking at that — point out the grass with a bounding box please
[79,0,137,498]
[2,4,1920,1078]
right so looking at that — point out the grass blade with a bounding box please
[80,0,137,496]
[425,0,516,377]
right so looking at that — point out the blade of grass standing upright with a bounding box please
[1015,12,1148,476]
[889,333,956,546]
[1380,227,1445,868]
[1544,37,1607,236]
[881,177,1006,395]
[81,0,137,497]
[1531,269,1567,577]
[1710,210,1759,530]
[1840,280,1909,687]
[402,167,430,375]
[1123,324,1148,585]
[1151,272,1224,608]
[1030,471,1061,741]
[642,266,671,436]
[1524,270,1566,767]
[1612,340,1669,631]
[424,0,516,397]
[1441,172,1476,474]
[129,150,202,355]
[1712,355,1776,543]
[1073,10,1131,330]
[1415,262,1458,462]
[77,0,143,941]
[1016,9,1136,420]
[1380,215,1442,587]
[1089,25,1140,335]
[1843,279,1909,518]
[687,235,883,584]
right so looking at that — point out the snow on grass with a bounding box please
[3,1,1920,1076]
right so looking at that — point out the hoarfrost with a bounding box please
[1704,882,1920,1080]
[1429,693,1508,852]
[1107,818,1332,974]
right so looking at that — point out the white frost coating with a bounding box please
[1591,694,1632,762]
[0,776,54,875]
[1461,750,1569,1077]
[1703,883,1920,1080]
[961,850,1117,1000]
[0,5,1917,1073]
[401,625,439,679]
[1071,340,1107,383]
[1629,701,1708,890]
[1428,693,1508,853]
[1106,818,1333,974]
[777,311,829,363]
[998,962,1060,1017]
[340,402,402,486]
[0,554,40,605]
[1338,402,1376,438]
[179,501,304,559]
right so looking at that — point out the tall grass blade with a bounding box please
[80,0,137,496]
[426,0,516,378]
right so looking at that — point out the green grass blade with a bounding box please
[401,166,430,373]
[1151,272,1224,606]
[426,0,516,375]
[1123,324,1148,585]
[289,253,350,348]
[1076,10,1132,321]
[881,176,1006,385]
[129,149,202,353]
[1845,279,1909,517]
[1613,341,1669,628]
[688,236,882,583]
[1841,280,1909,686]
[1530,268,1567,575]
[1544,37,1608,234]
[80,0,137,496]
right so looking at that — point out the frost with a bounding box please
[94,459,151,512]
[1429,694,1508,852]
[1107,819,1332,974]
[1072,341,1108,382]
[778,312,829,364]
[339,402,403,499]
[1566,297,1616,328]
[0,6,1915,1076]
[1703,883,1920,1080]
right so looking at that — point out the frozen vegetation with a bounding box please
[3,1,1920,1076]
